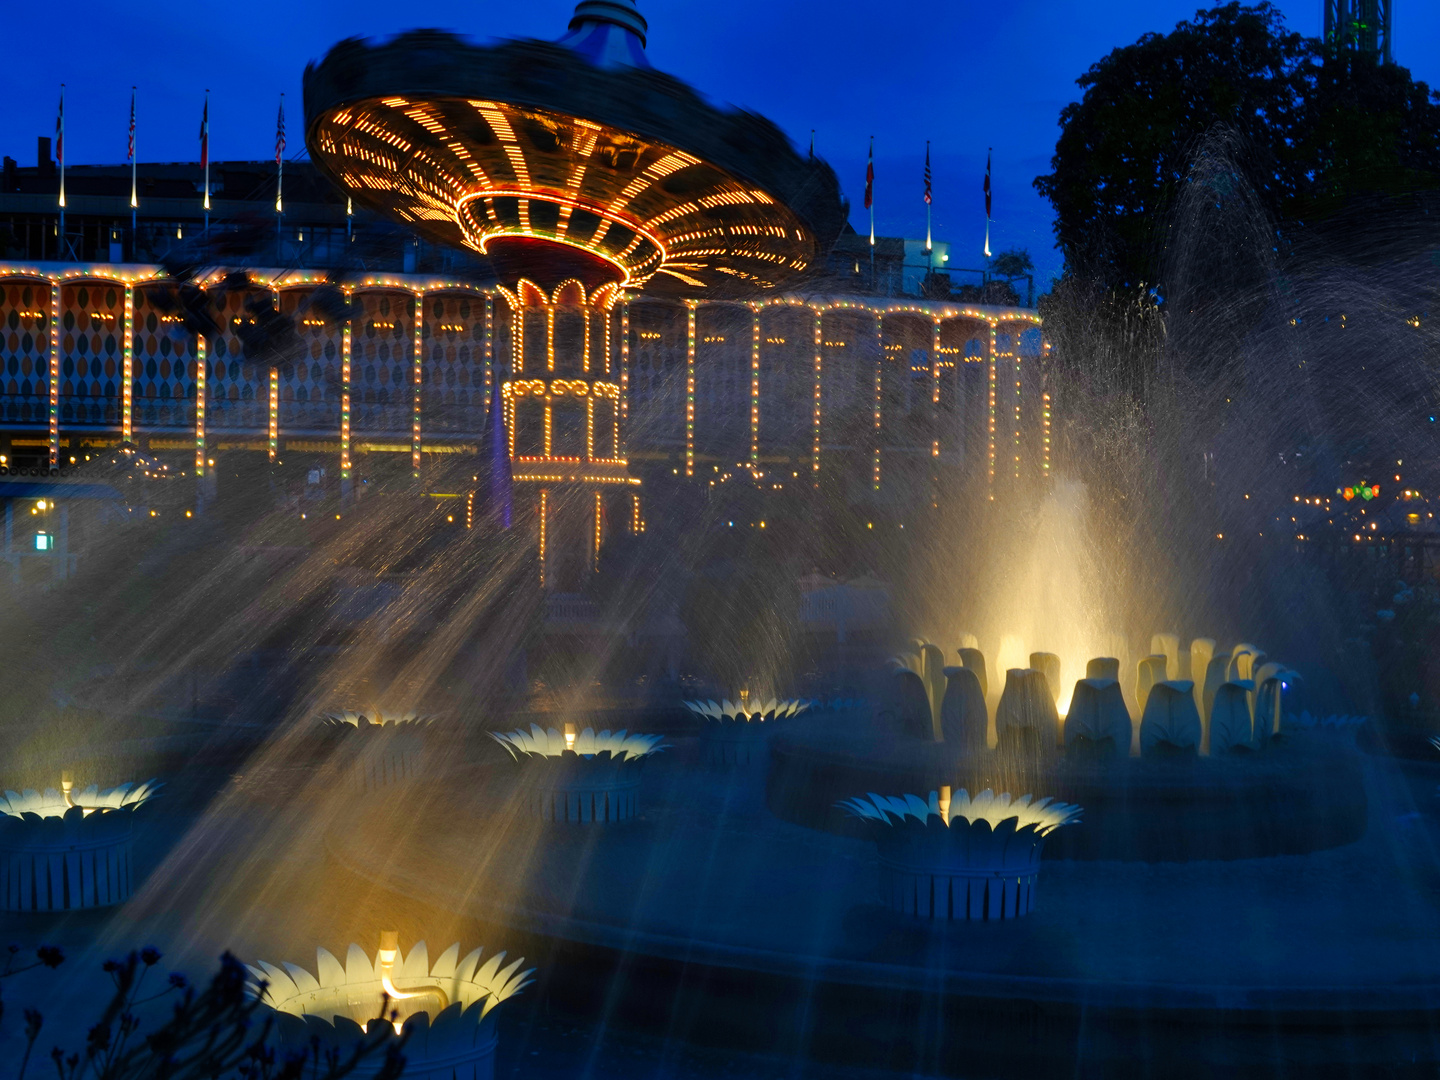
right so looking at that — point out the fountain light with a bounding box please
[492,725,666,822]
[841,787,1081,920]
[247,935,532,1079]
[683,697,811,765]
[0,778,161,912]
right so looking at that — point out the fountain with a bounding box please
[247,934,532,1080]
[841,787,1081,920]
[491,724,665,822]
[0,777,160,911]
[320,711,434,792]
[683,697,811,764]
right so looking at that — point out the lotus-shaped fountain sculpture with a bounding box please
[0,778,161,911]
[321,711,434,791]
[841,788,1081,920]
[683,698,811,765]
[491,725,666,822]
[247,938,532,1080]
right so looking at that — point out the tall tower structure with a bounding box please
[304,0,844,589]
[1324,0,1393,62]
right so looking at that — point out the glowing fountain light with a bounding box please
[841,787,1081,921]
[683,697,811,765]
[247,933,532,1080]
[491,724,666,822]
[321,710,434,792]
[0,776,161,911]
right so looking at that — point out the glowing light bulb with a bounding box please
[564,722,576,751]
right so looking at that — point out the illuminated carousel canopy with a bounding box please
[303,11,846,295]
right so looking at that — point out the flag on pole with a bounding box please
[129,88,138,211]
[983,148,992,259]
[923,140,932,252]
[864,136,874,246]
[200,92,211,215]
[275,97,285,166]
[864,139,874,210]
[275,95,285,214]
[56,86,65,213]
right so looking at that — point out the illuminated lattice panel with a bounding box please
[309,95,819,296]
[352,291,414,436]
[209,288,268,432]
[60,284,124,431]
[936,317,990,466]
[130,286,196,431]
[624,300,686,450]
[879,313,935,449]
[692,304,751,465]
[53,281,121,429]
[282,288,342,433]
[817,309,877,457]
[756,305,812,460]
[423,293,486,434]
[0,279,51,427]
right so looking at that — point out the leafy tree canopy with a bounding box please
[989,248,1034,279]
[1034,2,1440,291]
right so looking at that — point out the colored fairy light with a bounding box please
[686,302,696,478]
[483,295,493,425]
[538,488,548,588]
[620,302,629,423]
[873,313,882,491]
[123,286,134,443]
[812,309,822,483]
[269,367,279,461]
[987,323,996,495]
[412,290,424,476]
[593,490,603,571]
[48,281,59,466]
[195,335,206,476]
[341,317,352,479]
[931,317,941,463]
[1042,390,1051,474]
[750,308,761,469]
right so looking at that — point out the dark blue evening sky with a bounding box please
[3,0,1436,287]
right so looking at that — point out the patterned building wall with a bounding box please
[57,282,121,428]
[0,269,1045,488]
[130,285,197,431]
[693,304,752,468]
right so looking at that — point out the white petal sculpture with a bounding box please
[1086,657,1120,681]
[0,778,161,912]
[1190,639,1216,713]
[1139,681,1202,756]
[321,711,433,792]
[491,726,666,823]
[247,937,533,1080]
[958,647,988,700]
[1029,653,1062,706]
[995,669,1060,752]
[940,666,987,753]
[1201,654,1231,726]
[1063,678,1132,757]
[1209,681,1255,754]
[683,697,812,765]
[1136,655,1168,714]
[841,788,1081,920]
[1150,633,1180,680]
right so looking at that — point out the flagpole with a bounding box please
[983,146,993,262]
[202,90,210,234]
[276,94,285,263]
[56,86,65,255]
[924,140,932,254]
[130,87,137,243]
[867,135,875,290]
